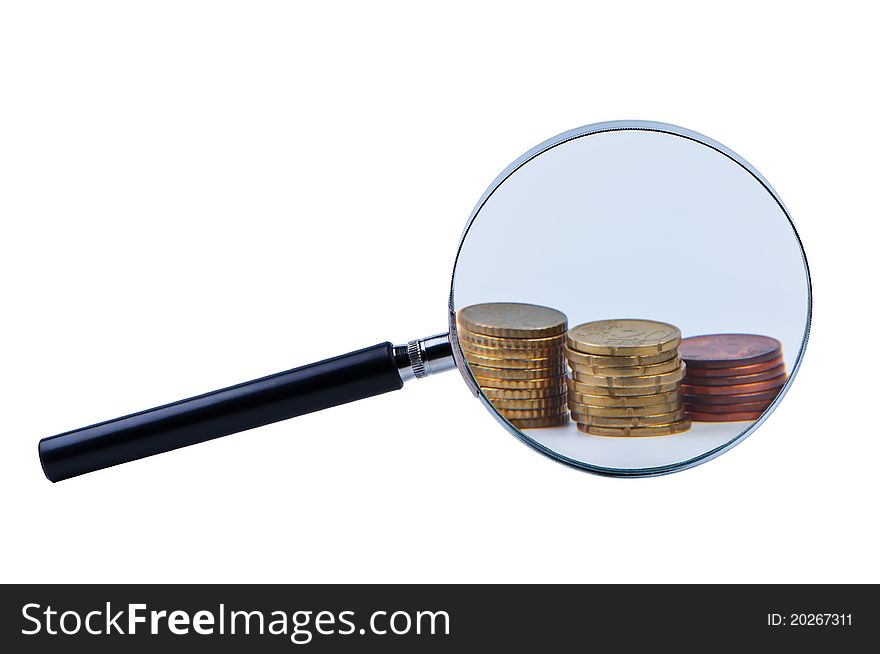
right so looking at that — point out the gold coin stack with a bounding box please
[564,319,691,436]
[456,302,569,429]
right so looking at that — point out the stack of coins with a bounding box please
[564,319,691,436]
[679,334,787,422]
[456,302,569,429]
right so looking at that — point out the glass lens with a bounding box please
[449,121,810,476]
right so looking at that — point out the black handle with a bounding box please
[39,342,403,482]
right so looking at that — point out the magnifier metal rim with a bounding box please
[447,119,813,478]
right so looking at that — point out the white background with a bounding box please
[0,1,877,584]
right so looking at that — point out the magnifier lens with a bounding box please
[450,122,810,476]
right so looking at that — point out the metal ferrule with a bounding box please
[394,333,456,382]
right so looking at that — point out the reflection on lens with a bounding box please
[450,121,810,474]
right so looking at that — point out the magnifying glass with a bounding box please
[38,120,811,482]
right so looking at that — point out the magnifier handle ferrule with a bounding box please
[39,336,451,483]
[394,333,456,381]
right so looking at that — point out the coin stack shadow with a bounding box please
[564,319,692,436]
[456,303,569,429]
[679,334,787,422]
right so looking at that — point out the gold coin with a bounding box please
[567,389,682,407]
[468,364,567,380]
[474,375,566,390]
[499,407,568,420]
[577,420,692,437]
[568,378,680,396]
[567,319,681,356]
[507,414,569,429]
[571,364,685,388]
[483,386,567,400]
[463,351,564,370]
[563,347,678,368]
[570,409,685,427]
[568,356,682,377]
[459,330,566,350]
[461,340,562,360]
[491,396,568,410]
[457,303,568,338]
[566,401,681,417]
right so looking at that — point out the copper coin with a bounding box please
[569,378,681,397]
[498,407,568,420]
[457,303,568,339]
[567,319,681,356]
[682,364,786,386]
[682,389,781,405]
[461,340,563,360]
[680,374,786,396]
[568,355,682,377]
[507,414,569,429]
[491,395,568,410]
[463,350,564,370]
[679,334,782,369]
[686,410,764,422]
[474,375,566,390]
[571,364,685,388]
[459,331,566,350]
[483,386,567,400]
[563,347,678,368]
[566,401,682,417]
[468,364,567,380]
[567,389,682,407]
[577,420,691,437]
[684,356,785,378]
[682,400,772,413]
[571,409,686,427]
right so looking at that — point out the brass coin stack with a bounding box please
[456,302,569,429]
[565,319,691,436]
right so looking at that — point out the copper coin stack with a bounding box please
[564,319,691,437]
[456,302,569,429]
[679,334,787,422]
